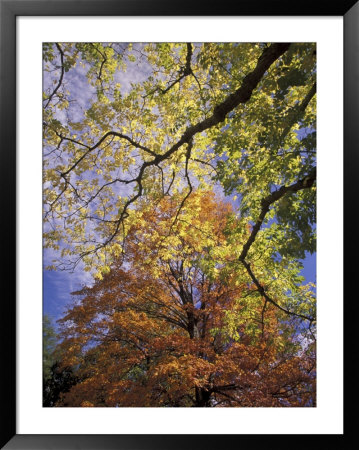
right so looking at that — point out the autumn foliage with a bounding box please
[43,42,317,407]
[55,192,315,407]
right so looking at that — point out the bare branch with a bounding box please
[44,43,65,109]
[90,43,107,81]
[143,43,194,97]
[60,131,158,177]
[169,139,193,231]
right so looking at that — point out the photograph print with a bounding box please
[42,42,316,408]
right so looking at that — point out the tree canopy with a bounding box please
[43,42,316,407]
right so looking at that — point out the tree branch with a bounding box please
[50,43,291,260]
[143,43,194,97]
[234,167,316,323]
[242,260,314,322]
[239,167,316,263]
[60,131,158,177]
[278,82,316,145]
[44,43,65,109]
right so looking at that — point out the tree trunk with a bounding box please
[194,386,211,407]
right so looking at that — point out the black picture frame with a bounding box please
[1,1,356,448]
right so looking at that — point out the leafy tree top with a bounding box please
[43,42,316,273]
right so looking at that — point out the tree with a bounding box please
[55,192,315,407]
[43,361,79,407]
[43,42,317,407]
[43,42,316,273]
[43,315,78,406]
[43,315,57,382]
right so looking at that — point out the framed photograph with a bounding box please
[1,1,356,448]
